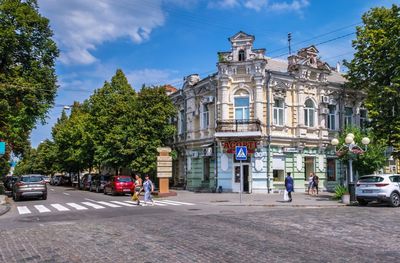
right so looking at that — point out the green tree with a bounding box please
[13,147,37,176]
[34,139,58,175]
[335,127,386,176]
[0,0,58,173]
[345,5,400,157]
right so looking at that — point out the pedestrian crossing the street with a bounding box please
[15,200,196,215]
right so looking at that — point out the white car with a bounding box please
[356,174,400,207]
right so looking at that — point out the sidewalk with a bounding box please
[166,190,345,207]
[0,195,11,216]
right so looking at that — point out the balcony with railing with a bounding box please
[215,119,262,138]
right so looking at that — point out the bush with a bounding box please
[333,185,349,200]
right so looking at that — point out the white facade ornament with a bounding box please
[221,154,229,171]
[187,157,192,171]
[296,155,302,171]
[318,155,324,172]
[255,158,263,172]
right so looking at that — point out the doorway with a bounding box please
[234,164,250,193]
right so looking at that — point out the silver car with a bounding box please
[356,174,400,207]
[13,174,47,201]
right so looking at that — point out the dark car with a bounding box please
[13,174,47,201]
[50,175,62,186]
[82,173,96,191]
[104,175,134,195]
[89,174,110,193]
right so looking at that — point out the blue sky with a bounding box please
[31,0,399,147]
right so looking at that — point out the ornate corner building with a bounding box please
[169,32,367,193]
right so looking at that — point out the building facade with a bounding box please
[170,32,367,193]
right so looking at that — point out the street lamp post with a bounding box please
[331,134,370,202]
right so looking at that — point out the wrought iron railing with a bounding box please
[216,119,262,132]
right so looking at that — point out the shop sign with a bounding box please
[283,147,298,153]
[223,141,258,154]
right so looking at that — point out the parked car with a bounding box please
[4,176,18,191]
[82,173,97,191]
[13,174,47,201]
[103,175,134,195]
[356,174,400,207]
[50,175,62,186]
[42,176,51,184]
[90,174,111,193]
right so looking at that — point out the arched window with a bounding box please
[234,89,249,120]
[304,99,315,127]
[273,99,284,126]
[238,50,245,61]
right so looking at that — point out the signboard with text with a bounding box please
[223,141,258,154]
[0,142,5,155]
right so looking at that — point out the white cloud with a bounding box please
[38,0,166,65]
[126,69,181,87]
[208,0,240,9]
[269,0,309,12]
[243,0,268,11]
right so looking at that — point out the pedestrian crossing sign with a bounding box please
[235,146,247,161]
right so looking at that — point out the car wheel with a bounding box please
[96,186,100,193]
[357,198,368,206]
[389,192,400,207]
[42,194,47,200]
[111,189,117,196]
[103,188,107,195]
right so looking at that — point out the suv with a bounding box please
[13,174,47,201]
[356,174,400,207]
[90,174,110,193]
[104,175,134,195]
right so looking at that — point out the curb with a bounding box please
[0,204,11,216]
[215,203,346,208]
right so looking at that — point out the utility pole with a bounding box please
[288,33,292,55]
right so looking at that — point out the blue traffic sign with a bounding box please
[235,146,247,161]
[0,142,5,155]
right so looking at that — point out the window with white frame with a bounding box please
[178,109,185,135]
[344,107,353,127]
[273,98,284,126]
[201,104,209,129]
[327,105,336,130]
[304,99,315,127]
[360,109,367,130]
[234,90,250,120]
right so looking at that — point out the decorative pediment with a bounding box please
[229,31,255,42]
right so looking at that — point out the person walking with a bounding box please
[307,172,314,194]
[285,172,294,202]
[143,174,154,206]
[312,173,319,196]
[133,174,143,205]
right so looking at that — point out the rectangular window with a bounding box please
[327,105,336,130]
[360,109,367,130]
[179,110,185,135]
[344,107,353,127]
[201,104,209,129]
[234,97,249,120]
[273,99,284,126]
[327,159,336,181]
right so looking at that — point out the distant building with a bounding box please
[170,31,367,193]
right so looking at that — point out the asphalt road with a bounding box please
[1,186,400,262]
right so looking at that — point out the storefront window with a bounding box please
[304,157,315,180]
[234,166,241,183]
[327,159,336,181]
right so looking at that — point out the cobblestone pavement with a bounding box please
[1,205,400,263]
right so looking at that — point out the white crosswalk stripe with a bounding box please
[154,200,181,206]
[81,202,105,209]
[66,203,88,210]
[51,204,70,211]
[110,201,136,207]
[17,206,31,215]
[34,205,51,213]
[124,201,140,205]
[96,201,121,208]
[159,200,195,206]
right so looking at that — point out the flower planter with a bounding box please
[341,194,350,204]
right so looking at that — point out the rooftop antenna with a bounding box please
[288,32,292,55]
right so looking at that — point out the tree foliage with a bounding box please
[0,0,58,173]
[335,127,386,176]
[345,5,400,157]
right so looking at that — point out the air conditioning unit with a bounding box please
[201,96,214,104]
[321,96,329,104]
[203,147,213,157]
[321,108,330,115]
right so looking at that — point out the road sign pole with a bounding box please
[240,160,242,203]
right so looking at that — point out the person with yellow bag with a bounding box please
[132,174,143,205]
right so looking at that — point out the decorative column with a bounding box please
[254,76,264,121]
[220,77,230,120]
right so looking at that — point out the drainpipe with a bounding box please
[266,70,272,194]
[213,77,218,192]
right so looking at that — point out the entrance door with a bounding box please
[234,164,250,193]
[243,164,249,192]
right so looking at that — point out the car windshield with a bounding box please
[117,177,132,182]
[359,176,384,183]
[21,176,43,182]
